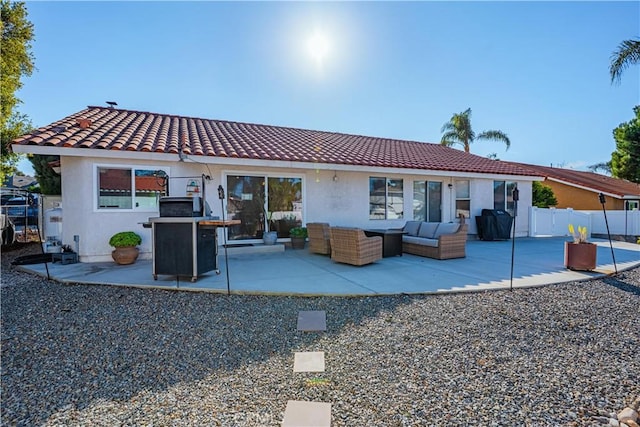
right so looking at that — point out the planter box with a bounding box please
[564,242,597,271]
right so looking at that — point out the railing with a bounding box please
[529,207,640,237]
[0,189,41,244]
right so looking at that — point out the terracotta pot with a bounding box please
[564,242,596,271]
[111,246,139,265]
[290,236,306,250]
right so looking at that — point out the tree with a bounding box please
[1,112,30,183]
[532,181,558,208]
[440,108,511,153]
[29,155,61,194]
[1,0,35,183]
[610,105,640,183]
[610,38,640,84]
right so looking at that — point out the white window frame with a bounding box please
[94,164,170,212]
[369,177,404,220]
[455,179,471,219]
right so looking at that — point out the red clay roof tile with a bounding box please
[505,162,640,198]
[13,106,540,177]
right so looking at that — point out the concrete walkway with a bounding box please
[17,237,640,296]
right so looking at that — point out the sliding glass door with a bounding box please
[413,181,442,222]
[226,175,302,241]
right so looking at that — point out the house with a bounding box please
[11,106,542,262]
[2,174,37,189]
[506,162,640,210]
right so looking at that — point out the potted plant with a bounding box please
[289,226,308,250]
[109,231,142,265]
[564,224,596,271]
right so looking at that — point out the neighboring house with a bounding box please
[11,106,542,262]
[2,175,37,189]
[507,162,640,210]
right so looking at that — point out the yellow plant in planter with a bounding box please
[568,224,588,243]
[565,224,596,271]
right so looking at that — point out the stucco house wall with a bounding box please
[543,180,626,210]
[59,155,532,262]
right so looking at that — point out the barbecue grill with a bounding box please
[149,196,219,282]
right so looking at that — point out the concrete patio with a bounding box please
[16,237,640,296]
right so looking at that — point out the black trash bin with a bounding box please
[475,209,513,241]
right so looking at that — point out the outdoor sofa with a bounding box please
[398,214,468,260]
[328,227,383,266]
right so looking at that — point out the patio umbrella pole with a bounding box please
[509,186,519,291]
[218,185,231,295]
[598,193,618,274]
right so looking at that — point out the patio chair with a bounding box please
[307,222,331,255]
[329,227,382,266]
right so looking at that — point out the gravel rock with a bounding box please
[2,243,639,426]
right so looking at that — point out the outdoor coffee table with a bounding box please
[363,229,405,257]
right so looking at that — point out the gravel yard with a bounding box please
[2,243,639,426]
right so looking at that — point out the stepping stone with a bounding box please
[297,310,326,331]
[293,351,325,372]
[282,400,331,427]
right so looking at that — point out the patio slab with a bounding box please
[15,237,639,296]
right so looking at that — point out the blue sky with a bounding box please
[16,1,639,175]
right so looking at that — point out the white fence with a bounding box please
[529,207,640,238]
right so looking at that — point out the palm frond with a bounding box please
[587,162,612,174]
[477,130,511,150]
[440,131,463,148]
[610,39,640,84]
[440,122,455,133]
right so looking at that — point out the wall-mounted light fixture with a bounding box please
[332,172,338,182]
[448,183,453,189]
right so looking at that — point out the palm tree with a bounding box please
[610,38,640,84]
[440,108,510,153]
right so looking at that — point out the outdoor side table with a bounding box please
[363,229,405,257]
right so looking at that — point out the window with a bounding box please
[455,180,470,219]
[369,177,404,219]
[97,166,168,210]
[413,181,442,222]
[494,180,516,213]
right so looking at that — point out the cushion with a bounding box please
[418,222,439,238]
[403,221,421,236]
[433,222,459,238]
[403,235,438,247]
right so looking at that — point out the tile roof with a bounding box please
[13,106,539,177]
[506,162,640,198]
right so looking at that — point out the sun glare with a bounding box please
[307,31,329,64]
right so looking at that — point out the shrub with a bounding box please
[289,226,308,238]
[109,231,142,248]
